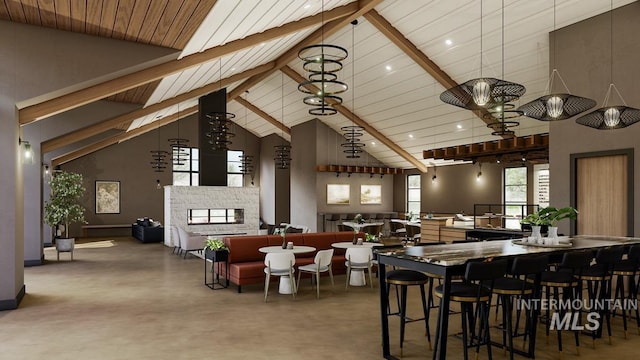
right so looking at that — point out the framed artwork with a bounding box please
[327,184,350,205]
[360,185,382,204]
[95,180,120,214]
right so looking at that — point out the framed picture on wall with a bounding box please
[95,180,120,214]
[327,184,350,205]
[360,185,382,204]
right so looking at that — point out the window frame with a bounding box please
[407,174,421,215]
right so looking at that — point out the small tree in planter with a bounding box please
[44,171,86,253]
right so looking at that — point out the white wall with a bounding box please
[163,186,260,247]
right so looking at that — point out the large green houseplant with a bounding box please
[44,171,86,252]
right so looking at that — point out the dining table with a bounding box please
[258,245,316,294]
[375,235,640,360]
[342,221,385,233]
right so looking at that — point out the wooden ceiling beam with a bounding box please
[364,9,509,138]
[42,63,274,154]
[228,0,383,101]
[233,97,290,136]
[19,3,358,125]
[51,105,198,167]
[282,65,428,173]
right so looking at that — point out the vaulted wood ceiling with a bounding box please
[6,0,637,170]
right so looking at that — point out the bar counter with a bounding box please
[376,235,640,360]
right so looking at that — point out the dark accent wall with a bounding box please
[420,162,504,215]
[259,134,290,226]
[549,2,640,236]
[198,89,228,186]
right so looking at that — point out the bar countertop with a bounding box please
[377,235,640,267]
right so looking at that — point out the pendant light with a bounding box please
[206,59,236,150]
[239,91,254,179]
[168,103,189,165]
[576,1,640,129]
[517,0,596,121]
[440,0,525,111]
[275,72,292,169]
[341,20,365,159]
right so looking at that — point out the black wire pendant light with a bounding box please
[206,111,235,151]
[297,0,348,116]
[440,0,525,112]
[275,73,292,169]
[150,125,169,172]
[239,91,254,176]
[341,20,365,158]
[576,1,640,130]
[168,104,189,165]
[517,1,596,121]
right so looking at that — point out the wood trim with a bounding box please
[51,105,198,167]
[19,3,358,125]
[41,63,274,154]
[233,97,290,136]
[282,66,428,173]
[569,148,634,236]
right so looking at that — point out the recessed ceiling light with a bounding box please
[409,134,414,138]
[260,42,266,47]
[230,67,235,71]
[371,141,376,145]
[385,65,392,71]
[304,4,311,9]
[445,39,453,46]
[456,124,462,129]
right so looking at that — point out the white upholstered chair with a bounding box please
[264,252,297,302]
[297,249,335,299]
[345,247,374,289]
[170,226,181,255]
[176,226,206,259]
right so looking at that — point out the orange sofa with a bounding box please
[222,231,361,292]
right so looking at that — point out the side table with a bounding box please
[204,249,229,290]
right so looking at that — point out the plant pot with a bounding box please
[205,249,228,263]
[547,226,558,239]
[56,238,75,252]
[530,226,542,243]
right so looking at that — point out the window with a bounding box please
[504,167,527,229]
[172,147,199,186]
[187,208,244,225]
[227,150,244,187]
[407,174,421,215]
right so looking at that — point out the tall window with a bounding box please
[172,147,199,186]
[407,174,421,216]
[504,167,527,229]
[227,150,244,187]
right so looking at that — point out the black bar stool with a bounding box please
[434,259,508,360]
[580,246,624,346]
[492,255,548,359]
[612,244,640,337]
[386,269,431,355]
[536,250,593,357]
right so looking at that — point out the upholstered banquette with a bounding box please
[222,232,361,292]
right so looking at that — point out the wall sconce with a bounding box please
[431,165,437,183]
[156,179,162,190]
[19,138,34,165]
[43,164,51,182]
[476,163,483,180]
[496,155,502,164]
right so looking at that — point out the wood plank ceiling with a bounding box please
[6,0,638,170]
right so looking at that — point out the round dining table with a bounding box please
[259,245,316,294]
[332,242,383,286]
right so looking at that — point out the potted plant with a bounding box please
[274,224,291,249]
[520,207,555,241]
[44,171,86,255]
[204,237,229,262]
[546,207,578,238]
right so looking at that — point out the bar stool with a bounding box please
[386,269,431,355]
[580,246,624,346]
[434,259,508,360]
[536,250,593,357]
[492,255,548,359]
[612,244,640,337]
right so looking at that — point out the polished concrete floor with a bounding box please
[1,237,639,359]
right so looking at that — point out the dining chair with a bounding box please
[297,249,335,298]
[263,252,297,302]
[389,221,406,237]
[345,247,374,289]
[612,244,640,337]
